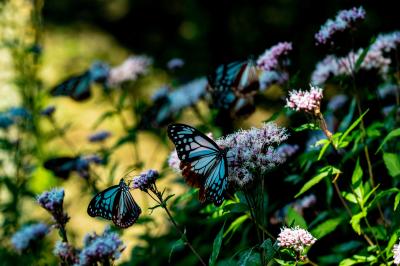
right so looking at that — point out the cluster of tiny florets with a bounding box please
[37,188,69,226]
[259,71,289,91]
[11,223,50,252]
[53,241,78,264]
[276,144,300,162]
[76,226,125,266]
[277,226,317,252]
[131,169,159,191]
[257,42,292,71]
[216,123,288,187]
[107,55,152,87]
[286,85,324,113]
[167,58,185,70]
[315,6,366,46]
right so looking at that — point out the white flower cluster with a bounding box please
[286,85,324,113]
[277,226,317,252]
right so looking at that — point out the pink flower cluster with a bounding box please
[371,31,400,54]
[286,85,323,113]
[107,55,152,87]
[257,42,292,71]
[277,226,317,252]
[315,6,366,45]
[53,241,77,264]
[216,123,288,187]
[394,240,400,265]
[311,32,399,85]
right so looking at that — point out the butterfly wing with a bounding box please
[233,60,260,96]
[167,123,228,205]
[44,157,78,179]
[112,179,142,228]
[207,61,245,109]
[87,184,121,220]
[51,72,92,101]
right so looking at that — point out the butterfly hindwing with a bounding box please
[167,123,228,206]
[112,180,142,228]
[87,179,141,228]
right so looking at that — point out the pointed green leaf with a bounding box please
[286,207,307,229]
[339,110,369,145]
[376,128,400,153]
[383,153,400,177]
[209,223,225,266]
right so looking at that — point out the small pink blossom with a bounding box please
[257,42,292,71]
[168,150,181,173]
[286,85,323,113]
[278,226,317,252]
[131,169,159,191]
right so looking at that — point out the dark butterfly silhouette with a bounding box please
[50,61,109,101]
[44,155,102,179]
[87,178,141,228]
[167,123,228,206]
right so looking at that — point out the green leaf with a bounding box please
[351,158,363,187]
[293,123,319,132]
[376,128,400,153]
[383,153,400,177]
[286,207,307,229]
[238,249,260,266]
[223,203,248,213]
[164,194,175,204]
[260,239,277,262]
[395,192,400,211]
[209,223,225,266]
[311,216,344,239]
[354,37,376,72]
[317,140,331,160]
[350,211,367,235]
[169,238,185,263]
[295,166,341,198]
[338,109,368,145]
[224,215,248,238]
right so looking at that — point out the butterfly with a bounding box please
[207,59,260,110]
[167,123,228,206]
[51,61,109,101]
[87,178,142,228]
[44,155,102,179]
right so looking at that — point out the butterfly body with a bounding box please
[87,179,141,228]
[167,124,228,206]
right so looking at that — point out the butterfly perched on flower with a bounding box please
[50,61,109,101]
[207,58,260,110]
[87,178,141,228]
[167,123,228,206]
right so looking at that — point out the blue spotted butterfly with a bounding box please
[51,61,109,101]
[207,59,259,110]
[87,179,141,228]
[167,123,228,206]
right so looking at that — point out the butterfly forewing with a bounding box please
[87,185,120,220]
[167,123,228,206]
[51,72,92,101]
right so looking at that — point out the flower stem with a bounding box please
[147,185,206,266]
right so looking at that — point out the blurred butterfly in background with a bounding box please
[50,61,109,101]
[207,58,260,110]
[87,178,141,228]
[44,155,102,179]
[167,123,228,206]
